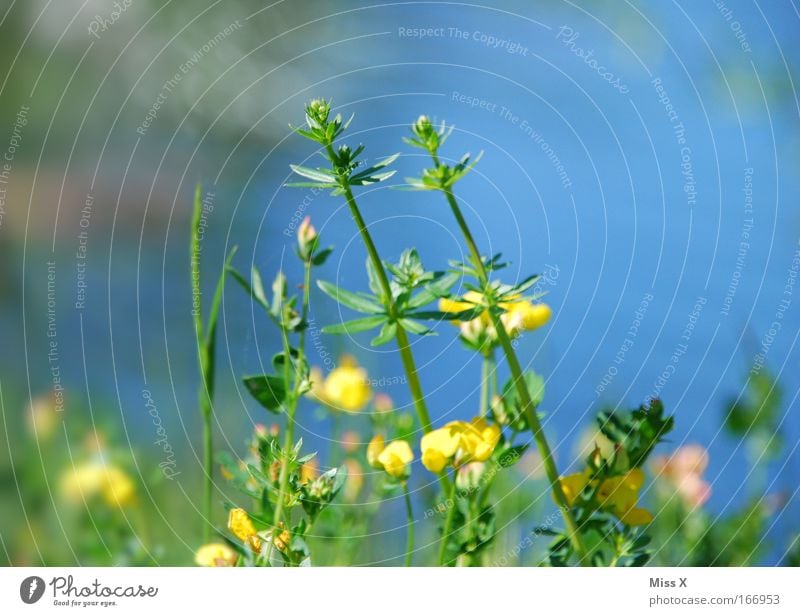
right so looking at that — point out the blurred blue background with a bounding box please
[1,0,798,563]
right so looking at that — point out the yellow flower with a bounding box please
[227,508,262,551]
[420,417,501,472]
[310,356,372,413]
[271,522,291,553]
[439,292,551,341]
[60,462,136,507]
[557,470,592,506]
[367,435,413,479]
[377,441,414,478]
[194,543,237,567]
[555,468,653,526]
[366,434,386,468]
[597,469,653,527]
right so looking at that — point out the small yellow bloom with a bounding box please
[420,417,500,472]
[310,356,372,413]
[439,292,551,341]
[367,435,413,479]
[271,522,291,553]
[60,462,135,508]
[195,543,237,567]
[376,440,414,479]
[557,470,592,506]
[597,469,652,527]
[227,508,262,552]
[300,459,319,484]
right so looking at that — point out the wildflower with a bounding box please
[420,417,501,473]
[227,508,262,552]
[455,462,486,492]
[305,98,331,129]
[297,216,318,261]
[367,435,413,479]
[194,543,237,567]
[439,292,551,344]
[597,469,652,525]
[60,461,135,507]
[271,522,291,553]
[310,356,371,413]
[652,444,711,508]
[300,459,319,484]
[558,470,592,506]
[556,468,653,526]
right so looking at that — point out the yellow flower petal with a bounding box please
[227,508,262,551]
[323,359,371,413]
[195,543,237,567]
[557,471,592,506]
[618,507,654,526]
[367,434,385,469]
[377,440,414,478]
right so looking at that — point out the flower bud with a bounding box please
[456,462,486,493]
[297,216,318,260]
[305,98,330,129]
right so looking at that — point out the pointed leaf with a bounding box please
[321,315,386,335]
[317,279,383,314]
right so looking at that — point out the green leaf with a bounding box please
[371,321,397,346]
[399,318,433,336]
[407,272,460,309]
[243,374,287,413]
[498,445,529,467]
[312,246,334,266]
[228,267,268,311]
[317,279,383,314]
[321,315,386,335]
[289,164,336,183]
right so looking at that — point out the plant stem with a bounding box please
[479,352,491,417]
[267,259,313,565]
[438,478,457,566]
[442,188,588,563]
[402,482,414,566]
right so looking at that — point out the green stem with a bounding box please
[267,259,313,565]
[479,352,491,417]
[438,478,457,566]
[442,188,588,564]
[402,482,414,566]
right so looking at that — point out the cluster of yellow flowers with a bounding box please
[420,417,501,473]
[559,468,653,526]
[309,355,371,413]
[439,292,551,344]
[60,460,135,507]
